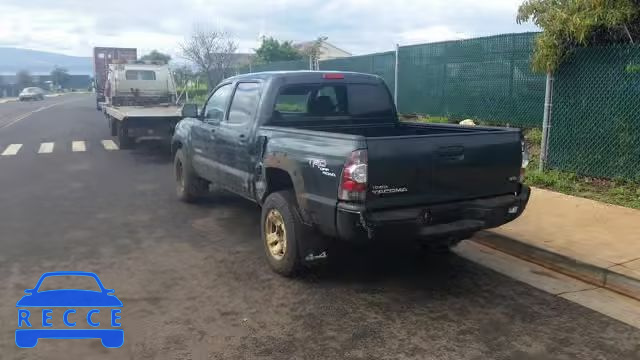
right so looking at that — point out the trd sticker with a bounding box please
[308,158,336,178]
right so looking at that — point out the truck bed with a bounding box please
[104,105,181,120]
[275,121,506,137]
[268,120,523,209]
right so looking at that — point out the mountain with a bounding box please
[0,47,93,75]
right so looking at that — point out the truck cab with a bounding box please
[104,63,176,106]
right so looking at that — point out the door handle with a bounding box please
[238,134,247,143]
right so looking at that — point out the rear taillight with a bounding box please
[323,73,345,79]
[338,150,368,202]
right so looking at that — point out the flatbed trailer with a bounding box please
[104,104,182,149]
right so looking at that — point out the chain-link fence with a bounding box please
[319,52,396,98]
[397,33,545,127]
[549,45,640,180]
[229,33,640,180]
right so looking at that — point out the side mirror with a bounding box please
[182,103,199,118]
[24,289,34,294]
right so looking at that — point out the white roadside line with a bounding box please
[38,142,55,154]
[101,140,119,151]
[1,144,23,156]
[454,240,640,329]
[0,97,85,131]
[72,141,86,152]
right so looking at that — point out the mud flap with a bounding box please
[299,228,330,265]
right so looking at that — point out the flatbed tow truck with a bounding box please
[102,62,181,148]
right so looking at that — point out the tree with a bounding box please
[172,65,196,88]
[179,25,239,89]
[140,50,172,64]
[16,70,32,90]
[517,0,640,72]
[254,37,303,63]
[50,66,71,89]
[299,36,328,70]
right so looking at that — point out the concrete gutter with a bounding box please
[472,231,640,301]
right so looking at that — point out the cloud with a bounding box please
[0,0,537,58]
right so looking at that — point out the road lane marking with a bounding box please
[1,144,23,156]
[0,97,86,131]
[101,140,119,151]
[72,141,86,152]
[38,142,55,154]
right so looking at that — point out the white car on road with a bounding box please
[19,87,45,101]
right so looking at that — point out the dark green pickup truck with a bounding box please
[172,71,530,276]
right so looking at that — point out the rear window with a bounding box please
[273,83,393,121]
[125,70,156,80]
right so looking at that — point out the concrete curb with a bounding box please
[473,231,640,301]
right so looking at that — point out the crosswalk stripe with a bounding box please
[1,144,22,156]
[101,140,119,151]
[38,142,55,154]
[72,141,86,152]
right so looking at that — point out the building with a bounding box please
[293,40,352,60]
[0,74,91,97]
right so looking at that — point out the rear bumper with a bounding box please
[336,185,531,242]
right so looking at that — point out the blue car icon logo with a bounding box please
[16,271,123,348]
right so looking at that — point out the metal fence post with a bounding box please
[539,72,554,171]
[394,43,399,107]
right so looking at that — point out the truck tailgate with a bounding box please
[365,131,522,210]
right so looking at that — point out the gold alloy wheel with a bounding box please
[265,209,287,260]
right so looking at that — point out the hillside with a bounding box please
[0,47,92,75]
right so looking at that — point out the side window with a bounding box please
[204,84,232,122]
[227,82,262,124]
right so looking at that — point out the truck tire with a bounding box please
[174,148,208,202]
[117,122,133,149]
[261,191,305,276]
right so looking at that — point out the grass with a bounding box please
[400,114,451,124]
[522,128,640,209]
[191,94,208,106]
[275,103,306,112]
[400,114,640,209]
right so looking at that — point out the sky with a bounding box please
[0,0,537,58]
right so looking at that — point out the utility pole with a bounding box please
[394,43,399,107]
[539,72,554,171]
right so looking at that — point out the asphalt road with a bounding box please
[1,94,638,360]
